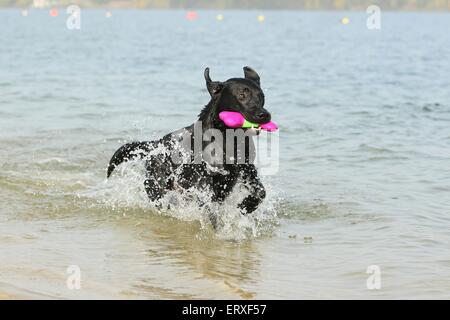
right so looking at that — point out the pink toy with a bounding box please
[260,121,278,132]
[219,111,278,132]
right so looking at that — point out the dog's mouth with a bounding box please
[243,112,278,133]
[218,110,278,132]
[242,112,272,125]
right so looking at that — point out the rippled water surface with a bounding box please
[0,9,450,299]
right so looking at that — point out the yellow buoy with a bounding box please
[341,17,350,25]
[257,15,265,23]
[216,14,224,21]
[105,11,112,18]
[21,10,28,17]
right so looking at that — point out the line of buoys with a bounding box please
[20,10,349,28]
[19,10,266,23]
[185,12,266,22]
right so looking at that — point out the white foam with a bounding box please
[82,157,279,241]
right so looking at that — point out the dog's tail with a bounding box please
[107,141,154,178]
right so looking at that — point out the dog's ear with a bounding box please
[204,67,223,98]
[243,66,260,86]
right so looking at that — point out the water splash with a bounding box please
[82,158,279,242]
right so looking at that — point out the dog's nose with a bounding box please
[257,112,271,123]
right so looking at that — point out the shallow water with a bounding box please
[1,9,450,299]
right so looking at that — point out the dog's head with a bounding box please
[204,67,271,125]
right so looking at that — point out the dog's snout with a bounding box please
[257,112,271,123]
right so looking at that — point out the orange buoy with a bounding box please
[49,8,58,17]
[186,11,198,21]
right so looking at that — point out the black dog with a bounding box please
[107,67,272,222]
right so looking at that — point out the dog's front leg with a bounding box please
[144,155,171,206]
[237,164,266,214]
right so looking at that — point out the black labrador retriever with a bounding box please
[107,67,272,223]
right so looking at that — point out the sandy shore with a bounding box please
[0,283,45,300]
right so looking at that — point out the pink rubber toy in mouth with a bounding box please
[218,111,278,132]
[259,121,278,132]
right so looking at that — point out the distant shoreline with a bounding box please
[1,0,449,11]
[1,7,450,12]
